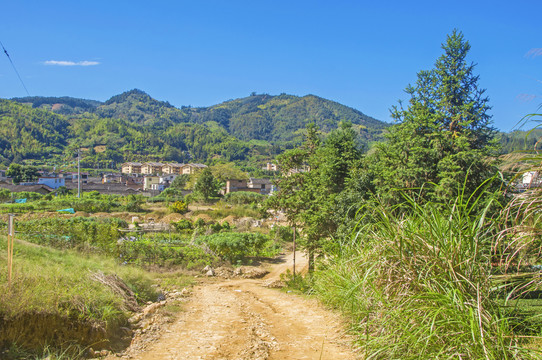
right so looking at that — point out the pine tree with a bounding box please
[267,122,362,272]
[372,30,499,203]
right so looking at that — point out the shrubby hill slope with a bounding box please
[5,90,388,167]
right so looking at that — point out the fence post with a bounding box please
[293,225,296,278]
[7,214,15,286]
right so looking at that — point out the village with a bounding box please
[0,161,277,198]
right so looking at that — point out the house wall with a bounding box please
[226,179,248,194]
[38,177,65,190]
[143,176,160,190]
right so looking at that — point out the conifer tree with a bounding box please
[372,30,499,203]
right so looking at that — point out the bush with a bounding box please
[118,239,216,269]
[16,217,126,252]
[194,218,206,228]
[72,199,113,213]
[160,187,183,197]
[223,191,264,205]
[123,201,143,212]
[195,232,269,262]
[172,219,192,232]
[270,225,296,243]
[169,201,188,214]
[312,194,522,359]
[0,188,11,202]
[13,191,43,200]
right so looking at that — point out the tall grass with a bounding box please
[313,191,537,359]
[0,238,157,321]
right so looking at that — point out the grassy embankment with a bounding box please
[0,237,195,358]
[0,191,279,358]
[312,192,542,359]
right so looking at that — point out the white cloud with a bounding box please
[525,48,542,58]
[516,93,538,102]
[44,60,100,66]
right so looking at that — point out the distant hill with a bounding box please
[13,90,388,143]
[5,89,390,167]
[498,129,542,154]
[97,89,190,125]
[5,89,536,168]
[0,99,69,163]
[11,96,102,115]
[189,93,387,143]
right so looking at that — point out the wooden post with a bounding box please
[292,225,296,278]
[7,214,14,286]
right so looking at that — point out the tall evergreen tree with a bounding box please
[194,168,220,201]
[372,30,499,203]
[267,122,362,272]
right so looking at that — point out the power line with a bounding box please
[0,40,30,96]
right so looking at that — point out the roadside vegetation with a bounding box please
[0,178,278,358]
[269,31,542,358]
[1,29,542,359]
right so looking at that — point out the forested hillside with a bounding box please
[0,100,69,164]
[188,93,386,142]
[499,128,542,153]
[6,90,389,168]
[10,96,102,115]
[6,89,535,169]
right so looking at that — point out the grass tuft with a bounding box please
[313,192,538,359]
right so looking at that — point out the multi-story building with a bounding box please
[182,163,207,175]
[141,162,164,175]
[37,176,65,190]
[121,162,142,174]
[162,163,184,175]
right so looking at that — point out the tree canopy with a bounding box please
[370,30,499,204]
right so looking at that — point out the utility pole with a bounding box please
[77,149,81,198]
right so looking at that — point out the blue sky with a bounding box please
[0,0,540,131]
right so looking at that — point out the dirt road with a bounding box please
[120,253,357,360]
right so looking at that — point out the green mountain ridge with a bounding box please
[0,99,69,164]
[1,90,390,168]
[0,89,534,168]
[11,89,388,141]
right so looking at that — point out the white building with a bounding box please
[143,176,160,190]
[38,177,65,190]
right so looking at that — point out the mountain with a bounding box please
[10,96,102,115]
[96,89,190,126]
[6,90,389,167]
[189,93,387,143]
[0,99,70,163]
[13,90,389,143]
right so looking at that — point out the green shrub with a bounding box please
[13,191,43,200]
[194,218,206,228]
[270,225,296,243]
[169,200,188,214]
[160,187,183,197]
[0,188,11,202]
[195,232,269,262]
[172,219,192,232]
[118,239,216,269]
[72,199,113,213]
[123,201,142,212]
[208,222,223,233]
[16,217,126,252]
[223,191,264,205]
[312,193,524,359]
